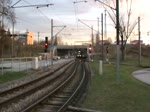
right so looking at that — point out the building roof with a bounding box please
[130,40,143,44]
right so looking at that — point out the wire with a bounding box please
[13,0,107,42]
[48,2,74,36]
[35,4,73,41]
[13,0,53,33]
[11,0,22,7]
[36,8,51,22]
[73,0,79,31]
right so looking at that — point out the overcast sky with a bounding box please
[11,0,150,45]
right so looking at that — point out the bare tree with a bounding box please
[0,0,16,28]
[98,0,138,60]
[0,0,16,57]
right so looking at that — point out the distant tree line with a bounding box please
[0,0,15,58]
[0,28,12,57]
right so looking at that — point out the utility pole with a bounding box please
[91,25,94,47]
[51,19,53,65]
[116,0,120,84]
[101,13,104,61]
[95,0,120,84]
[97,17,100,41]
[12,22,14,57]
[104,10,107,40]
[95,17,100,50]
[50,19,66,66]
[138,16,141,66]
[38,32,40,45]
[91,25,94,60]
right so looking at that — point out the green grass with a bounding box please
[0,72,29,84]
[81,62,150,112]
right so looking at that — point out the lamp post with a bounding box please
[12,21,14,57]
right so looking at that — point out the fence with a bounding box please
[0,57,51,75]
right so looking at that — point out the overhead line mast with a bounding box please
[95,0,120,84]
[73,0,87,4]
[11,4,54,8]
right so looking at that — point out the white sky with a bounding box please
[10,0,150,45]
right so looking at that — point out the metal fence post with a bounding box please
[19,58,21,71]
[1,59,4,75]
[11,58,13,72]
[26,57,28,72]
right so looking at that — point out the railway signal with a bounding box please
[88,44,92,53]
[45,37,48,52]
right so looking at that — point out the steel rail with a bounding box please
[57,62,86,112]
[0,61,74,110]
[22,62,89,112]
[21,62,78,112]
[0,60,72,95]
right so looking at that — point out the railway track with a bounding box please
[0,60,75,111]
[26,62,89,112]
[0,60,90,112]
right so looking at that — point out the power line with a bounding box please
[49,3,74,36]
[73,0,79,31]
[11,0,22,7]
[36,8,51,22]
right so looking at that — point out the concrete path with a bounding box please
[132,68,150,85]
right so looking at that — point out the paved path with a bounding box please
[132,68,150,85]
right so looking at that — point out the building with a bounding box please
[130,40,143,45]
[114,40,126,45]
[99,40,110,45]
[18,32,34,45]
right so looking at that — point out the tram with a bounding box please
[76,50,87,61]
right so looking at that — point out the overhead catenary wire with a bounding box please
[10,0,55,41]
[12,0,50,24]
[13,0,110,42]
[72,0,88,32]
[11,0,54,8]
[1,0,102,44]
[47,1,79,38]
[35,6,71,42]
[73,0,79,31]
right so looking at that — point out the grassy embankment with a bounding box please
[0,72,29,84]
[81,60,150,112]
